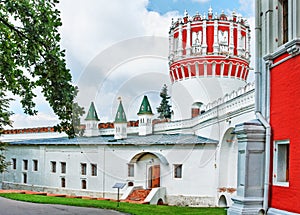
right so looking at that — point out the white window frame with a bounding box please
[273,139,290,187]
[51,161,56,173]
[33,159,38,171]
[128,163,134,177]
[81,163,87,175]
[173,164,183,179]
[91,164,97,176]
[12,158,16,170]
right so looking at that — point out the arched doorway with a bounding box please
[148,164,160,188]
[129,152,168,189]
[218,128,238,190]
[218,195,228,207]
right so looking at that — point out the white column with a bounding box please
[288,0,293,40]
[246,28,250,59]
[291,0,299,39]
[178,21,183,58]
[295,0,300,38]
[237,22,242,56]
[202,20,207,55]
[186,21,192,56]
[229,21,234,55]
[175,67,179,80]
[170,70,176,82]
[169,29,174,62]
[213,20,219,55]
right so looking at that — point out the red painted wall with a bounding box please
[207,23,214,53]
[270,54,300,213]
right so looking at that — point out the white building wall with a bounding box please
[171,78,246,120]
[3,143,219,206]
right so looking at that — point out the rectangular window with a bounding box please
[81,179,87,189]
[279,0,289,44]
[174,164,182,178]
[51,161,56,173]
[33,160,38,171]
[273,140,290,186]
[23,173,27,184]
[12,158,16,170]
[61,178,66,188]
[23,160,28,171]
[81,163,87,175]
[91,164,97,176]
[282,0,288,44]
[128,164,134,177]
[61,162,66,174]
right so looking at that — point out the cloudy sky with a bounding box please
[7,0,255,129]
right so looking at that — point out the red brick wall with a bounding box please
[270,54,300,213]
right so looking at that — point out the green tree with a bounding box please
[0,0,84,172]
[157,84,172,119]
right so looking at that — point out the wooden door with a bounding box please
[151,165,160,188]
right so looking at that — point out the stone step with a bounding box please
[126,189,151,202]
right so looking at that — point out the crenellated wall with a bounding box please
[154,82,255,134]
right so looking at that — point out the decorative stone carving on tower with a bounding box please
[84,102,100,137]
[114,98,127,140]
[168,7,251,120]
[137,95,153,136]
[192,31,202,54]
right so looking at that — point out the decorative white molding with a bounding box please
[192,31,202,54]
[186,21,192,56]
[178,21,183,57]
[229,22,234,56]
[219,30,229,54]
[287,44,300,56]
[202,20,207,55]
[237,23,242,57]
[213,20,219,55]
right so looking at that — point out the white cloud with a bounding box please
[238,0,255,16]
[57,0,179,122]
[7,112,59,129]
[58,0,176,70]
[9,0,178,128]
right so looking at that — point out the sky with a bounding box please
[7,0,255,129]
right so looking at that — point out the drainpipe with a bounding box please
[256,112,271,214]
[103,146,106,198]
[255,0,271,213]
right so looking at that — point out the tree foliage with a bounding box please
[157,84,172,119]
[0,0,84,172]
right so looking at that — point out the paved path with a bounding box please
[0,197,128,215]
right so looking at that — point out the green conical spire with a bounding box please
[137,95,153,115]
[85,102,100,121]
[114,100,127,123]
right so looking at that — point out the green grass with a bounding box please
[0,193,226,215]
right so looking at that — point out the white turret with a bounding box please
[114,98,127,140]
[84,102,100,137]
[137,95,154,136]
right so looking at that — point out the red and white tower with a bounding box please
[169,7,251,120]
